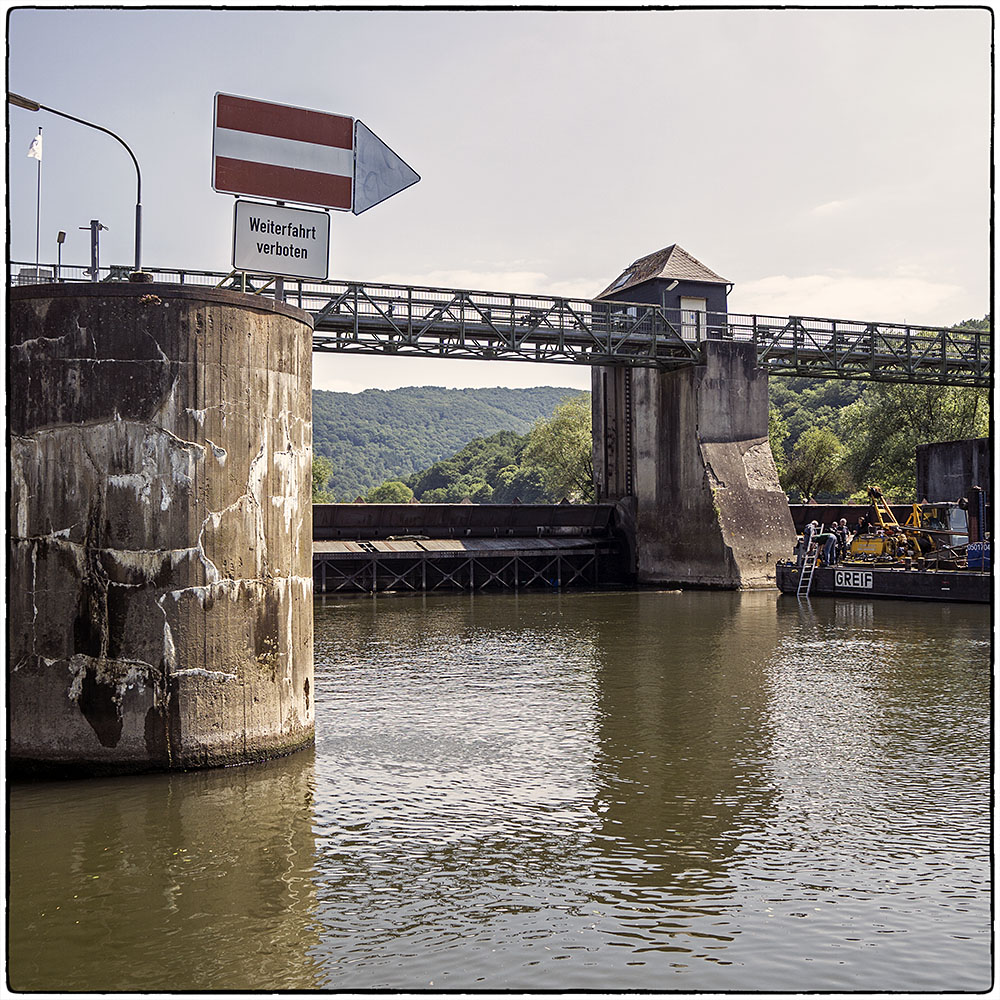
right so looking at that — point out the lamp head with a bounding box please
[7,92,40,112]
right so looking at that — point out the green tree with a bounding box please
[491,464,548,503]
[768,404,789,481]
[407,431,524,500]
[366,480,415,503]
[782,426,848,500]
[522,394,594,502]
[768,377,864,452]
[840,383,989,499]
[312,455,336,503]
[468,481,494,503]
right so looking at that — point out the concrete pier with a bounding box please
[593,341,796,588]
[9,284,315,774]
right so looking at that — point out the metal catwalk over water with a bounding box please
[11,262,991,387]
[311,502,629,594]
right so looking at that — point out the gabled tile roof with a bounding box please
[595,244,730,299]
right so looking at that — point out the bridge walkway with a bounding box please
[11,262,990,388]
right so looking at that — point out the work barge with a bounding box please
[313,503,631,594]
[777,487,992,604]
[775,561,990,603]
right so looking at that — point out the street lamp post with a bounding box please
[56,230,66,281]
[8,91,146,276]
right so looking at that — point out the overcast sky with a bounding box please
[7,6,992,394]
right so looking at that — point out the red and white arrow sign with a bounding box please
[213,93,420,215]
[213,93,354,211]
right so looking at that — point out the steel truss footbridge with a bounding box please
[11,262,991,388]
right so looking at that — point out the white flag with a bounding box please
[27,134,42,161]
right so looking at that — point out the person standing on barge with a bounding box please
[835,519,850,562]
[816,529,837,566]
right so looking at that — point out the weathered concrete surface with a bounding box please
[593,342,796,587]
[9,284,315,774]
[916,438,991,502]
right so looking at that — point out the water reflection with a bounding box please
[310,592,606,988]
[581,591,781,960]
[8,750,321,991]
[589,590,779,855]
[8,590,991,992]
[307,590,989,990]
[738,595,993,987]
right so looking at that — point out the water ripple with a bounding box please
[8,590,991,992]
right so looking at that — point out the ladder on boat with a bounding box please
[797,545,819,597]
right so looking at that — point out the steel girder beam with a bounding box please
[308,280,700,369]
[745,314,988,387]
[307,283,987,386]
[11,262,988,386]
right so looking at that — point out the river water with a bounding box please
[8,590,992,992]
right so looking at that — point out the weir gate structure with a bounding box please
[313,503,631,595]
[9,246,990,774]
[14,250,989,592]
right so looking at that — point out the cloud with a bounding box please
[312,344,592,396]
[371,269,601,300]
[808,198,853,217]
[729,273,970,326]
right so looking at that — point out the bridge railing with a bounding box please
[10,262,226,287]
[9,262,989,385]
[9,262,698,364]
[715,310,990,385]
[300,279,706,366]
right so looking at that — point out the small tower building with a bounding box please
[590,243,795,588]
[595,244,731,338]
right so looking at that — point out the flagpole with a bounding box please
[9,93,144,275]
[34,126,41,275]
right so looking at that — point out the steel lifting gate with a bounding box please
[313,539,611,594]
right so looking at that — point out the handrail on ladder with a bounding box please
[797,544,819,597]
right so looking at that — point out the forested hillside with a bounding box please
[312,385,579,499]
[402,394,594,504]
[314,316,988,505]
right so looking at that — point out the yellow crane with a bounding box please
[845,487,967,564]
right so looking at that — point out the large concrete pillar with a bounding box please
[593,341,796,587]
[9,284,315,774]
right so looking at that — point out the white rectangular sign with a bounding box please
[232,200,330,280]
[835,570,873,590]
